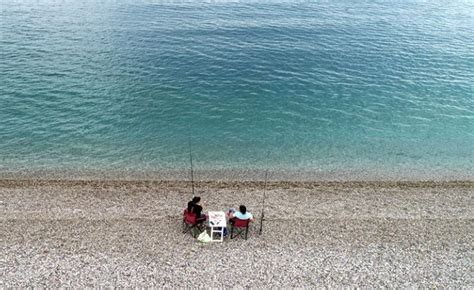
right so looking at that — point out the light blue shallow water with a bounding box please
[1,0,473,180]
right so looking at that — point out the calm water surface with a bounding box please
[1,0,473,179]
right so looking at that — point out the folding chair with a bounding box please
[230,218,250,240]
[182,209,205,238]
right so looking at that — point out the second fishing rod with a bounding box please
[188,135,195,198]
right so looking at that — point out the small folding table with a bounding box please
[208,211,227,242]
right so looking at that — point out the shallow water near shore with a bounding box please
[1,0,473,180]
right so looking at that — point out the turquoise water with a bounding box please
[1,1,473,180]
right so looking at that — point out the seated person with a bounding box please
[228,205,254,224]
[188,196,206,222]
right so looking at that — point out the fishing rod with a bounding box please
[188,135,195,198]
[259,170,268,235]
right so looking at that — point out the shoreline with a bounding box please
[0,178,473,189]
[1,167,473,182]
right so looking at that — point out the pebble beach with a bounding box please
[1,179,472,287]
[3,0,473,287]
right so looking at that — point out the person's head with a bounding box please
[192,196,201,204]
[239,205,247,214]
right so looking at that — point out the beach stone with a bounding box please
[1,180,473,287]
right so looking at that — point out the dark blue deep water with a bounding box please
[1,0,473,180]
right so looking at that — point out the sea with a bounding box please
[1,0,473,180]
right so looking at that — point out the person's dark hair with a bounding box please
[239,205,247,214]
[192,196,201,203]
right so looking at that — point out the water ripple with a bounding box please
[1,0,473,179]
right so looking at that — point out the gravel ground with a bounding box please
[1,179,473,287]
